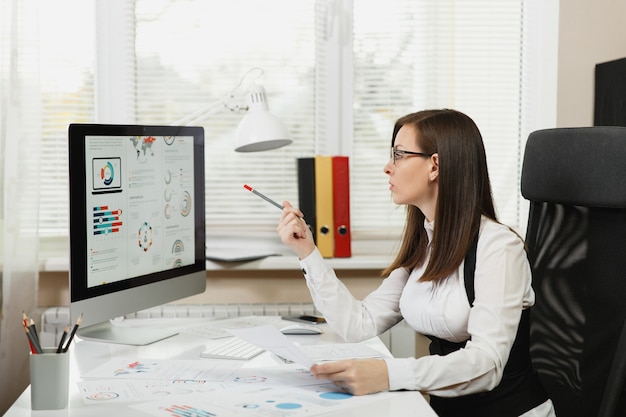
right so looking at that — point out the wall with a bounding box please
[556,0,626,127]
[37,269,384,308]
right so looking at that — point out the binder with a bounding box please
[314,155,334,258]
[297,157,317,242]
[332,156,351,257]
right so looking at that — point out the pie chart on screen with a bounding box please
[101,161,115,186]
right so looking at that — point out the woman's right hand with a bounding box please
[277,201,316,259]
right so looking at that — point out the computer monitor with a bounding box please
[68,124,206,345]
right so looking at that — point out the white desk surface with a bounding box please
[5,317,436,417]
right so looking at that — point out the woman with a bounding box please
[277,109,555,417]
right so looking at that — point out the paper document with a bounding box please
[131,385,400,417]
[180,315,285,339]
[81,358,235,381]
[227,325,384,368]
[77,379,229,404]
[300,343,384,362]
[228,325,315,367]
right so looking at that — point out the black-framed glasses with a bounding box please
[390,148,433,165]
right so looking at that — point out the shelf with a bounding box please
[205,253,392,271]
[42,254,392,273]
[41,250,391,272]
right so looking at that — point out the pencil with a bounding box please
[28,318,40,346]
[24,327,43,354]
[62,313,82,353]
[243,184,283,210]
[56,325,69,354]
[22,312,36,353]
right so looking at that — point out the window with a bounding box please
[133,0,316,236]
[12,0,553,257]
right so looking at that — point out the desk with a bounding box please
[5,318,436,416]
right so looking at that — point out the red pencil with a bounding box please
[22,312,36,353]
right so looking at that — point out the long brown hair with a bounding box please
[382,109,497,282]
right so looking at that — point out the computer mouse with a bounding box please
[279,324,323,335]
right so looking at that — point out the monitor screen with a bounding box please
[68,124,206,345]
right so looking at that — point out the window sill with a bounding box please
[42,254,393,272]
[207,253,393,271]
[41,238,398,272]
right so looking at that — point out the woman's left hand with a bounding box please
[310,359,390,395]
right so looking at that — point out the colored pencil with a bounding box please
[243,184,283,210]
[62,313,83,353]
[56,325,70,353]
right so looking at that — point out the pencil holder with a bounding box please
[29,347,69,410]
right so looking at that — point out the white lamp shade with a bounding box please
[172,72,292,152]
[234,109,292,152]
[234,81,292,152]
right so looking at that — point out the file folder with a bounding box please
[332,156,351,257]
[314,155,334,258]
[297,157,317,242]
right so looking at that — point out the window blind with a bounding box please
[31,0,535,250]
[34,0,96,238]
[347,0,526,235]
[134,0,316,235]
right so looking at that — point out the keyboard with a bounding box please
[200,337,265,360]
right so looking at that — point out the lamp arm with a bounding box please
[171,68,265,126]
[171,93,247,126]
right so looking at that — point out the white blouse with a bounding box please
[298,216,535,397]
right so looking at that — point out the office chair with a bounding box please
[521,127,626,417]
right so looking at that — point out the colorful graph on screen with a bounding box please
[93,205,123,235]
[138,221,153,252]
[92,157,122,191]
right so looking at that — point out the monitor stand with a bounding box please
[77,321,178,346]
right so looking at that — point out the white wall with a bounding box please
[557,0,626,127]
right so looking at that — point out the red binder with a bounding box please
[332,156,351,257]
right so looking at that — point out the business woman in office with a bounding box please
[277,109,556,417]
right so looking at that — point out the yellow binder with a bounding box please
[314,155,334,258]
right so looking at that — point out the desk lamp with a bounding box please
[173,68,292,152]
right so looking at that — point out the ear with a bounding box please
[429,153,439,181]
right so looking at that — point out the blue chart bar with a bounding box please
[92,205,123,235]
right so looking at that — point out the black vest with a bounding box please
[426,234,548,417]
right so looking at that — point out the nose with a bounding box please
[383,159,393,175]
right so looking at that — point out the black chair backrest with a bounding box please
[521,127,626,417]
